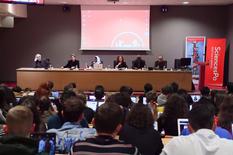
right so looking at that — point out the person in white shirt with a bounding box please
[160,104,233,155]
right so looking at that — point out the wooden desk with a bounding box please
[16,68,192,91]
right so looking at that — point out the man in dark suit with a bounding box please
[132,56,146,69]
[64,54,80,69]
[155,56,167,70]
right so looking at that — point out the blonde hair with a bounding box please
[6,106,33,137]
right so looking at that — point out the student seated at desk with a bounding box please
[161,104,233,155]
[157,94,188,136]
[119,103,163,155]
[71,103,140,155]
[47,97,96,153]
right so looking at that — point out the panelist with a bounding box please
[132,55,146,69]
[34,53,50,68]
[63,54,80,69]
[154,56,167,70]
[114,56,128,69]
[91,56,103,67]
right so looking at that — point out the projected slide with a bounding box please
[81,5,150,51]
[0,0,43,4]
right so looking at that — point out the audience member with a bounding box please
[170,82,179,93]
[63,82,77,93]
[181,102,232,140]
[47,96,96,153]
[94,85,105,101]
[146,92,158,119]
[177,89,193,106]
[218,96,233,134]
[132,56,146,69]
[76,92,94,124]
[158,94,188,136]
[161,104,233,155]
[71,103,140,154]
[144,83,153,95]
[0,106,37,155]
[119,86,133,96]
[20,96,46,132]
[120,103,163,155]
[157,85,173,106]
[114,56,128,69]
[106,93,132,124]
[200,86,211,99]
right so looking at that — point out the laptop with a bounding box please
[177,118,189,136]
[88,95,105,101]
[131,96,137,103]
[31,133,56,155]
[232,123,233,135]
[86,101,104,111]
[143,97,147,105]
[191,95,201,102]
[93,63,103,70]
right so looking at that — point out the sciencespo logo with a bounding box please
[211,46,221,81]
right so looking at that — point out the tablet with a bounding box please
[31,133,56,155]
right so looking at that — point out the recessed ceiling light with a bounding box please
[182,1,190,5]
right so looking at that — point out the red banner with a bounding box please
[205,38,226,87]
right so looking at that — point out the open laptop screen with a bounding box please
[177,118,189,136]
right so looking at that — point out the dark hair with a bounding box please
[94,85,105,100]
[35,83,50,99]
[171,82,179,93]
[0,85,16,107]
[119,86,133,96]
[116,56,125,63]
[106,93,131,108]
[177,89,193,106]
[76,92,87,105]
[193,97,216,115]
[95,103,123,134]
[21,96,42,132]
[189,104,214,131]
[201,87,210,97]
[63,96,85,122]
[47,81,54,90]
[161,85,173,95]
[126,104,154,129]
[146,92,157,103]
[144,83,153,94]
[64,82,76,92]
[37,96,51,114]
[60,90,77,104]
[163,94,188,119]
[218,96,233,132]
[227,82,233,94]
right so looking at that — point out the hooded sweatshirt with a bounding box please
[161,129,233,155]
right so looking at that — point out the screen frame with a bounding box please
[80,5,151,51]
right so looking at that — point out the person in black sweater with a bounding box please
[157,94,188,136]
[119,103,163,155]
[114,56,128,69]
[132,56,146,69]
[64,54,79,69]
